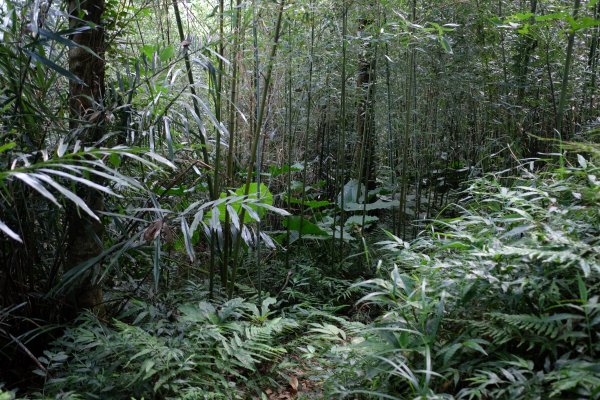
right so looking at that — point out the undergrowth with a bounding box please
[323,149,600,399]
[2,147,599,400]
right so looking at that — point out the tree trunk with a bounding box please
[514,0,537,103]
[556,0,582,140]
[586,1,600,119]
[354,17,377,194]
[65,0,106,313]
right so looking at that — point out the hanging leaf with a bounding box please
[57,137,68,157]
[227,205,240,230]
[254,202,291,216]
[36,28,102,60]
[181,218,195,262]
[259,232,277,249]
[33,173,99,220]
[140,44,157,60]
[439,36,453,54]
[241,225,254,246]
[241,203,261,223]
[209,206,221,231]
[144,152,176,169]
[38,168,121,197]
[163,117,174,161]
[11,172,60,207]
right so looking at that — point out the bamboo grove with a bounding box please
[128,0,600,289]
[0,0,599,396]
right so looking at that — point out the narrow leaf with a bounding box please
[12,172,60,206]
[24,49,85,85]
[0,219,22,243]
[34,173,99,220]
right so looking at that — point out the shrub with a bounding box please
[327,152,600,399]
[35,296,298,399]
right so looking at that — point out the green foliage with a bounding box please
[323,152,600,399]
[211,182,274,224]
[0,385,16,400]
[3,0,600,395]
[0,145,172,243]
[36,296,298,399]
[283,216,329,237]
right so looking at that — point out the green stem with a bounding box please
[556,0,581,140]
[229,0,286,298]
[171,0,214,199]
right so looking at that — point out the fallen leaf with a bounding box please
[144,219,163,242]
[289,376,299,393]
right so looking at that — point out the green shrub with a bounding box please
[35,296,298,399]
[327,152,600,399]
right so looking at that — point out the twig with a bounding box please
[9,333,50,378]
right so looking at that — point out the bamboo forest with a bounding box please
[1,0,599,398]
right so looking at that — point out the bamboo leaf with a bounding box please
[34,173,99,220]
[38,168,121,197]
[0,219,22,243]
[254,203,291,216]
[163,117,174,161]
[259,232,276,249]
[0,142,16,153]
[227,205,240,230]
[241,204,260,222]
[37,28,103,60]
[181,218,195,262]
[439,36,453,54]
[24,49,85,85]
[145,151,177,170]
[11,172,60,206]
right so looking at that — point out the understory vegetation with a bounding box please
[3,146,598,399]
[1,0,600,398]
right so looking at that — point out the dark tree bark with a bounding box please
[69,0,105,130]
[65,0,106,312]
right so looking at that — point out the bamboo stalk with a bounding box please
[299,0,315,241]
[336,2,348,258]
[556,0,582,140]
[171,0,214,199]
[252,0,263,303]
[285,22,293,271]
[229,0,286,298]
